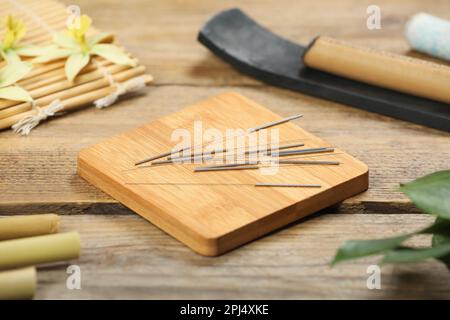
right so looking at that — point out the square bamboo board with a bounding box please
[77,92,368,256]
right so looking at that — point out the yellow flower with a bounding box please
[33,14,136,82]
[68,15,92,53]
[2,15,26,50]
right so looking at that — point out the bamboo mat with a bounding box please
[0,0,153,134]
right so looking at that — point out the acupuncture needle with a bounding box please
[122,139,307,171]
[122,150,344,173]
[275,147,334,157]
[247,114,303,133]
[134,114,303,166]
[194,165,260,172]
[135,147,191,165]
[124,182,321,188]
[154,142,307,165]
[197,159,340,170]
[255,183,322,188]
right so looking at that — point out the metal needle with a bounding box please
[134,114,303,166]
[255,183,322,188]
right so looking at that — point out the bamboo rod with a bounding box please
[19,8,68,27]
[0,214,60,241]
[0,232,80,270]
[0,267,36,300]
[0,0,64,11]
[22,61,66,81]
[0,65,140,119]
[50,73,152,114]
[0,1,62,17]
[0,72,152,129]
[1,2,66,19]
[18,59,112,90]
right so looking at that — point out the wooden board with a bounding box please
[77,92,368,256]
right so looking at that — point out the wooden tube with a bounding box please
[303,36,450,104]
[0,232,80,270]
[0,214,60,241]
[0,267,36,300]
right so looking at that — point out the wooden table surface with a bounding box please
[1,0,450,299]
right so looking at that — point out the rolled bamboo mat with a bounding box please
[1,0,153,134]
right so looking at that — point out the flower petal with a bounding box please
[14,45,48,57]
[32,46,72,63]
[53,32,78,49]
[65,52,90,82]
[88,32,113,47]
[0,61,32,87]
[91,44,136,66]
[78,15,92,35]
[0,85,32,102]
[3,48,22,63]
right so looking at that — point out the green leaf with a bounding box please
[400,170,450,219]
[382,243,450,264]
[0,61,32,87]
[32,46,72,64]
[65,52,90,82]
[53,32,78,49]
[331,234,410,266]
[332,217,450,266]
[88,32,113,47]
[0,85,32,102]
[423,217,450,235]
[91,44,136,66]
[432,230,450,270]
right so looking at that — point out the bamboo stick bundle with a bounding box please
[0,0,152,134]
[0,64,139,119]
[3,0,67,15]
[0,71,153,130]
[0,62,133,110]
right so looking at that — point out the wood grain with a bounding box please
[32,213,450,299]
[0,0,449,298]
[78,92,368,255]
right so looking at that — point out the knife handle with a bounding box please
[303,36,450,104]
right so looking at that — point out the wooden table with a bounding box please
[1,0,450,299]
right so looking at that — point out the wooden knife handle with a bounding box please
[303,36,450,104]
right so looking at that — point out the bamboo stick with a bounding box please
[52,73,152,114]
[19,8,68,27]
[0,232,80,270]
[1,0,64,12]
[18,59,112,90]
[0,71,152,129]
[1,2,66,19]
[0,214,60,240]
[0,2,62,17]
[0,65,138,119]
[0,267,36,300]
[22,61,66,81]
